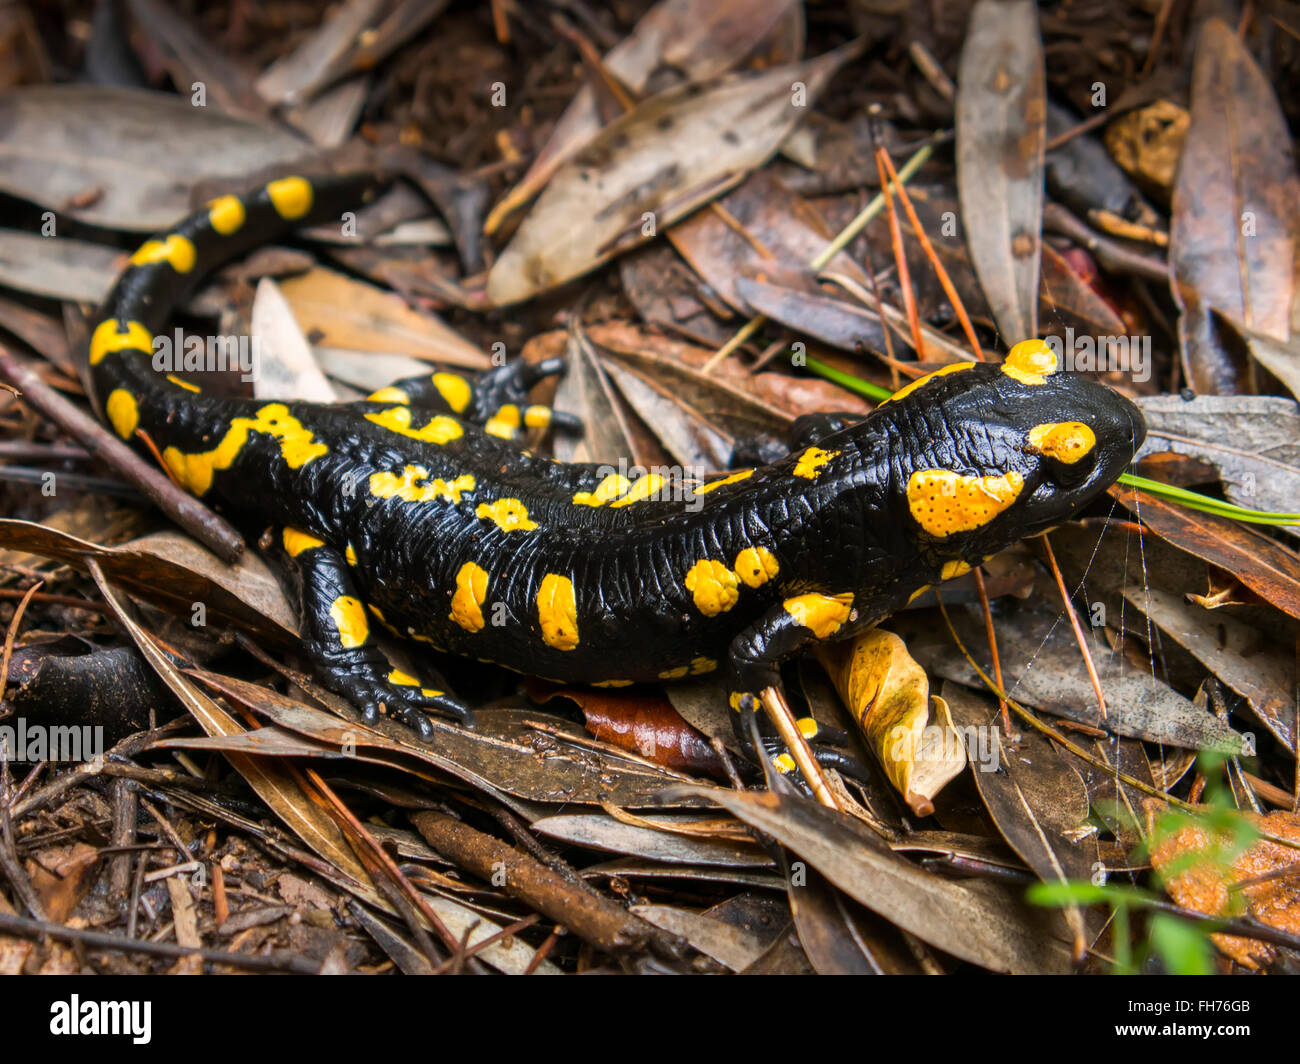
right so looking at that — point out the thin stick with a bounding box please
[0,346,244,561]
[1039,533,1108,720]
[971,569,1010,732]
[872,142,923,357]
[759,686,839,810]
[702,139,937,373]
[877,145,984,361]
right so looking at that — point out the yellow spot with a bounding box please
[907,469,1025,538]
[657,658,720,680]
[387,669,441,698]
[1028,421,1096,464]
[166,374,200,393]
[573,473,630,506]
[608,473,664,508]
[162,403,327,496]
[572,473,626,504]
[369,465,475,505]
[432,372,472,413]
[729,691,754,712]
[282,527,324,557]
[89,319,152,366]
[367,386,409,404]
[484,404,522,438]
[1002,339,1059,385]
[793,447,839,479]
[684,560,740,616]
[105,389,139,439]
[475,497,538,532]
[733,546,778,588]
[450,562,489,633]
[907,584,932,603]
[524,405,552,429]
[783,592,854,638]
[267,176,313,220]
[773,753,797,774]
[537,573,579,651]
[796,717,819,739]
[329,595,368,649]
[694,469,754,494]
[129,234,196,273]
[208,195,246,235]
[345,544,358,566]
[593,679,634,688]
[365,406,463,444]
[880,362,975,404]
[940,559,972,581]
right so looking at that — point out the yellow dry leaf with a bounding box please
[818,629,966,816]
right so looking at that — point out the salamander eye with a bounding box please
[1027,421,1096,484]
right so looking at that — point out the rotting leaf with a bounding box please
[1150,807,1300,970]
[955,0,1046,344]
[1120,585,1297,753]
[276,267,486,368]
[894,594,1247,754]
[529,681,726,779]
[1136,394,1300,542]
[666,170,872,315]
[193,668,723,810]
[1169,18,1300,394]
[531,813,772,868]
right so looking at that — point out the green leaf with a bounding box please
[1148,913,1216,975]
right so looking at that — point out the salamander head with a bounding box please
[884,339,1146,560]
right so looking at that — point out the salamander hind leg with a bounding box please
[281,527,473,738]
[369,358,581,443]
[727,593,868,786]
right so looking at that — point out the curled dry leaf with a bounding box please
[528,681,727,779]
[0,86,311,230]
[816,629,965,816]
[487,44,859,305]
[486,0,804,234]
[1111,484,1300,621]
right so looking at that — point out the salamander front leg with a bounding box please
[726,593,868,784]
[282,528,473,738]
[728,412,865,468]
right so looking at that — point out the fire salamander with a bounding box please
[88,172,1146,779]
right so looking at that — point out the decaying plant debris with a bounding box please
[0,0,1299,976]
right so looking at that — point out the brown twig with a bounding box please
[1039,533,1108,720]
[0,346,244,562]
[759,686,840,811]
